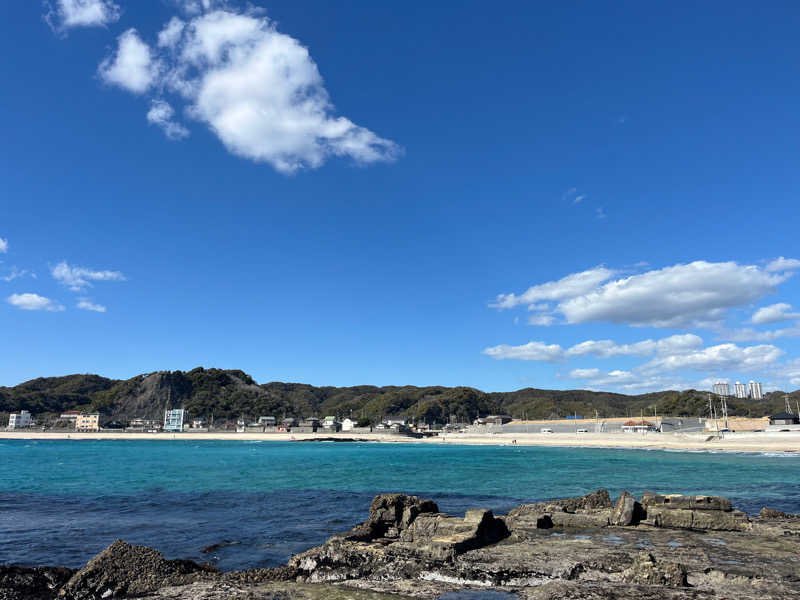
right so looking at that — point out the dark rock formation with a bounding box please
[57,540,217,599]
[282,490,800,598]
[611,491,636,526]
[200,541,240,554]
[0,565,73,600]
[637,492,751,531]
[759,506,799,519]
[6,490,800,599]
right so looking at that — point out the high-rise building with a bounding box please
[712,382,730,397]
[749,381,763,400]
[164,408,185,432]
[734,382,748,399]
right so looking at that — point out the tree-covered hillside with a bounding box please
[1,367,796,425]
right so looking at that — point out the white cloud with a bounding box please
[581,371,689,392]
[595,207,607,219]
[765,257,800,272]
[482,341,564,362]
[46,0,120,31]
[483,333,704,363]
[51,261,125,291]
[526,303,550,311]
[147,100,190,140]
[639,343,783,374]
[0,238,7,253]
[6,293,65,312]
[77,298,107,312]
[2,267,31,282]
[158,17,185,48]
[528,314,557,326]
[568,368,600,379]
[96,9,399,174]
[99,30,160,94]
[725,326,800,343]
[496,261,792,328]
[492,266,616,310]
[559,261,787,328]
[565,334,703,359]
[179,0,224,15]
[751,303,800,325]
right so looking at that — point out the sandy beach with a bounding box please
[1,429,799,453]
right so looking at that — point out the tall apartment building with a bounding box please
[164,408,185,432]
[749,381,763,400]
[712,382,730,397]
[8,410,32,429]
[734,382,748,399]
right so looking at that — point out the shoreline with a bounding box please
[2,430,799,453]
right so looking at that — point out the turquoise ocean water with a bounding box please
[1,440,798,570]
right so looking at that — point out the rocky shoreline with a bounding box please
[2,490,799,599]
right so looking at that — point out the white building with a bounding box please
[322,416,340,431]
[749,381,763,400]
[734,382,748,399]
[164,408,185,432]
[341,418,355,431]
[8,410,32,429]
[712,382,730,397]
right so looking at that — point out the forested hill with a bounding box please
[0,367,796,425]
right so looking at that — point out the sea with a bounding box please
[1,439,799,572]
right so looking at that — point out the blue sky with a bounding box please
[2,0,800,393]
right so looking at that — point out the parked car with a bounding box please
[540,427,553,433]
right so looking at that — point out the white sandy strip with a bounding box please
[0,430,798,453]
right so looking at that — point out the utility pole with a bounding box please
[721,395,729,430]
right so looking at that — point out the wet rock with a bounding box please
[509,490,612,517]
[621,552,687,587]
[759,507,798,520]
[643,507,750,531]
[398,508,509,560]
[548,512,610,529]
[358,494,439,539]
[0,565,74,600]
[200,541,240,554]
[58,540,217,600]
[612,491,636,526]
[641,492,732,512]
[506,490,614,534]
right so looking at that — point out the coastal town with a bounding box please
[6,402,800,438]
[4,375,800,453]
